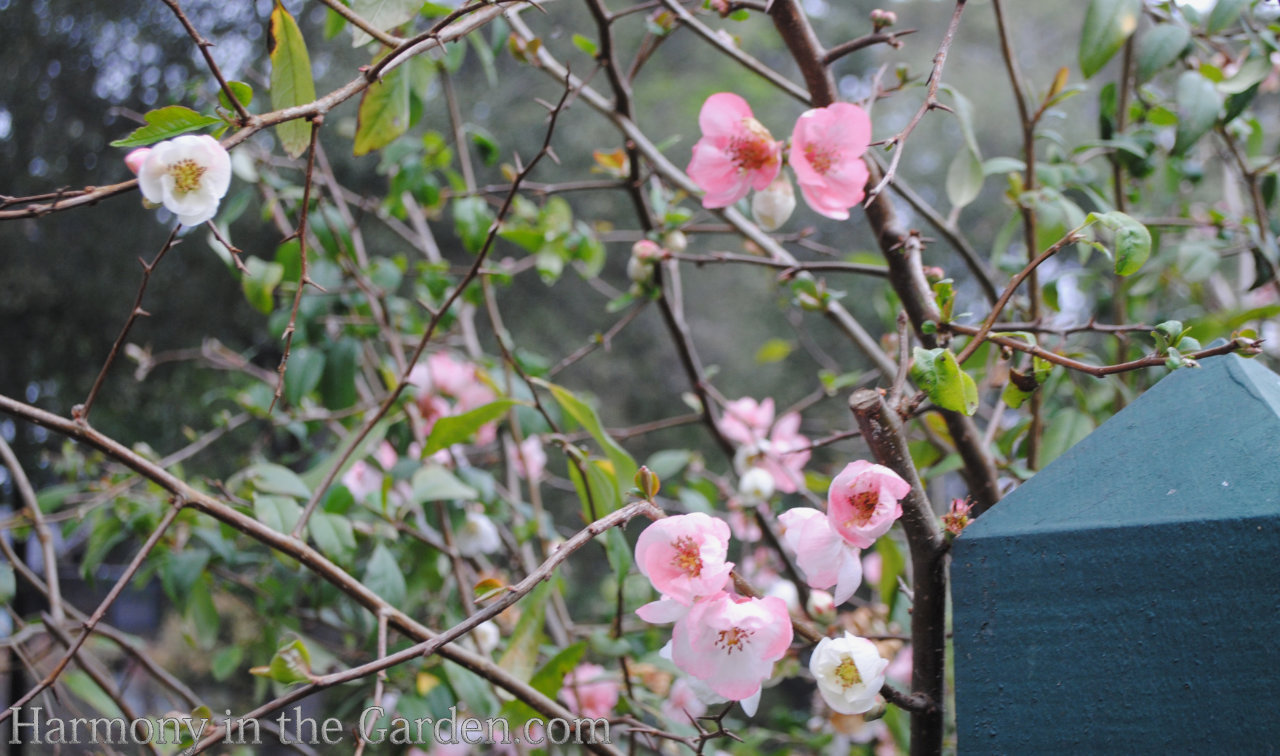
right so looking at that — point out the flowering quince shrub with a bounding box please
[0,1,1276,756]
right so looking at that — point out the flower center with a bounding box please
[168,158,207,195]
[715,626,753,654]
[670,536,703,577]
[804,143,839,175]
[728,118,778,173]
[835,656,862,688]
[844,489,879,529]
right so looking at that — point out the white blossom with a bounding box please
[809,632,888,715]
[455,510,502,556]
[135,134,231,226]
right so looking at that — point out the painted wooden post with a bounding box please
[951,353,1280,753]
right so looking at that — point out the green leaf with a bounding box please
[1079,0,1141,78]
[910,347,979,416]
[1218,53,1272,95]
[186,578,220,649]
[754,338,793,364]
[1039,408,1095,466]
[442,660,497,717]
[251,639,313,685]
[211,645,243,681]
[946,146,985,209]
[269,1,317,158]
[423,399,523,456]
[354,57,410,156]
[453,196,495,254]
[283,347,325,406]
[572,33,598,57]
[533,379,637,506]
[497,580,551,690]
[246,463,313,498]
[411,464,478,501]
[0,563,13,605]
[161,549,210,604]
[1206,0,1248,32]
[1088,211,1152,275]
[349,0,419,47]
[309,511,357,564]
[301,418,390,491]
[1173,70,1222,155]
[242,256,284,314]
[605,527,631,577]
[363,544,406,607]
[63,671,124,718]
[217,80,254,112]
[1136,25,1190,83]
[499,641,588,729]
[109,105,223,148]
[876,536,906,614]
[320,338,360,410]
[254,494,302,534]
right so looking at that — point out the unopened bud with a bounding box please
[870,8,897,30]
[806,589,836,621]
[738,467,776,502]
[124,148,151,176]
[635,465,661,500]
[628,239,662,284]
[661,229,687,253]
[751,173,796,232]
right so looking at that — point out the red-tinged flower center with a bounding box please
[715,625,754,654]
[728,118,778,173]
[169,158,207,195]
[670,536,703,577]
[835,656,862,688]
[804,143,839,176]
[844,489,879,529]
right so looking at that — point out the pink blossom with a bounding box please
[719,397,775,445]
[886,646,912,688]
[376,440,398,471]
[862,551,883,586]
[342,460,383,501]
[778,507,863,604]
[510,436,546,481]
[426,352,476,397]
[826,461,910,548]
[687,93,783,209]
[943,497,974,535]
[124,148,151,176]
[662,677,709,722]
[560,663,620,719]
[758,412,811,494]
[670,591,793,707]
[634,513,734,607]
[789,103,872,220]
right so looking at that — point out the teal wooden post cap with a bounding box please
[951,354,1280,753]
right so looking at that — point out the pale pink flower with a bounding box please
[778,507,863,604]
[510,436,546,481]
[726,502,762,543]
[789,103,872,220]
[809,632,889,715]
[719,397,775,445]
[670,591,793,710]
[560,663,620,720]
[662,677,709,722]
[758,412,811,494]
[826,461,910,548]
[751,173,796,231]
[375,440,398,471]
[634,513,734,608]
[886,646,912,688]
[426,352,475,397]
[124,148,151,176]
[342,460,383,501]
[862,551,883,587]
[135,134,232,226]
[688,93,783,208]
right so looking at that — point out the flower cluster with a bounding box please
[687,93,872,227]
[634,513,792,715]
[408,351,499,450]
[720,396,811,495]
[778,461,910,604]
[125,134,232,226]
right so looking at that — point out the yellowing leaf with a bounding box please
[354,53,410,156]
[269,1,317,158]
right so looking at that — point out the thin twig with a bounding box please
[0,437,63,623]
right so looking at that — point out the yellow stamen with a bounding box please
[835,656,862,688]
[715,626,754,654]
[670,536,703,577]
[168,158,207,195]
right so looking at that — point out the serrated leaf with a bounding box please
[946,146,984,209]
[1173,70,1222,155]
[422,399,523,456]
[754,338,793,364]
[1079,0,1141,78]
[109,106,223,148]
[354,58,409,156]
[411,464,478,501]
[910,347,979,416]
[363,544,406,607]
[269,1,317,158]
[1136,24,1190,83]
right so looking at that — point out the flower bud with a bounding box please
[870,8,897,30]
[628,239,662,284]
[751,173,796,231]
[635,465,661,500]
[662,230,687,253]
[806,589,837,622]
[124,148,151,176]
